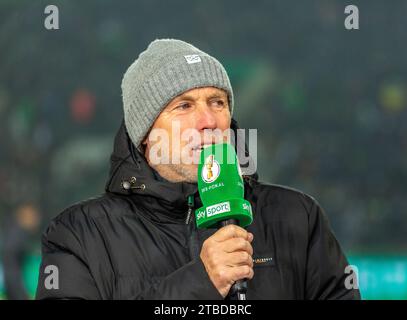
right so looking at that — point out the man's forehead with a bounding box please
[171,87,228,102]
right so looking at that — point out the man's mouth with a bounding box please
[192,143,215,152]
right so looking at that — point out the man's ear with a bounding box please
[140,134,149,156]
[142,135,149,147]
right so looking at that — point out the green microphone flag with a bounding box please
[195,143,253,229]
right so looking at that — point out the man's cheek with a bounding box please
[145,128,173,165]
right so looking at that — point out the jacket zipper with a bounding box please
[185,194,201,261]
[185,194,194,225]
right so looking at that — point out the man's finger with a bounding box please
[221,237,253,256]
[230,265,254,283]
[212,225,250,242]
[225,251,254,268]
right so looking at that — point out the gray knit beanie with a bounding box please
[121,38,234,149]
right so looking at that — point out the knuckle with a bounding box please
[217,268,227,280]
[244,265,251,276]
[241,251,249,261]
[206,243,215,255]
[248,256,254,267]
[226,224,237,234]
[247,243,253,255]
[238,238,246,248]
[211,254,220,266]
[202,239,210,249]
[244,240,250,251]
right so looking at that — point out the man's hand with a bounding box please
[200,224,254,298]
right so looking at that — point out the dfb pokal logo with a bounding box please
[202,155,220,183]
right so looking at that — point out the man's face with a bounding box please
[143,86,231,183]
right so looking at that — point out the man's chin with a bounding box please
[153,163,198,183]
[180,164,198,183]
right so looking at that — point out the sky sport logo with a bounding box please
[206,201,231,217]
[242,202,252,214]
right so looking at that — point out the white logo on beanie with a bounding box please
[184,54,201,64]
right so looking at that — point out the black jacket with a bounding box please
[36,120,360,300]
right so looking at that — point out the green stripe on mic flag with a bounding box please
[196,198,253,229]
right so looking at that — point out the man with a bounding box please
[36,39,360,300]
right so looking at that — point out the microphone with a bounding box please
[195,143,253,300]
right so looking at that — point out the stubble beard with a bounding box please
[150,162,198,183]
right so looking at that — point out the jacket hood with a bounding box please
[104,118,258,219]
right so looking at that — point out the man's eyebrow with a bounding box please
[207,94,227,100]
[171,92,228,103]
[172,94,196,103]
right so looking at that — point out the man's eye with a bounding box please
[176,103,191,110]
[211,100,225,107]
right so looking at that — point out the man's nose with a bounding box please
[195,105,217,131]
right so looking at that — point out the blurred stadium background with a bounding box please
[0,0,406,299]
